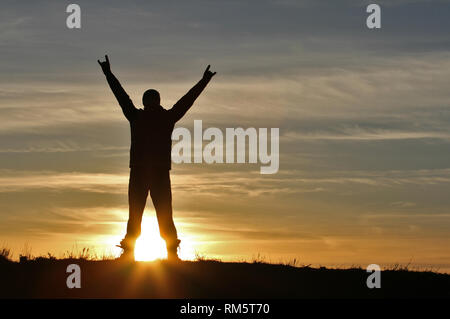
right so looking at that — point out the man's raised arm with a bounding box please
[98,55,137,122]
[169,65,216,123]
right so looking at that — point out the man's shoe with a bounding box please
[167,239,181,262]
[117,249,134,261]
[116,239,135,261]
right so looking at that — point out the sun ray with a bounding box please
[134,216,196,261]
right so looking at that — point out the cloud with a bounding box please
[0,170,128,193]
[390,201,417,208]
[284,129,450,141]
[1,0,450,268]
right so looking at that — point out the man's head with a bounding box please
[142,89,160,109]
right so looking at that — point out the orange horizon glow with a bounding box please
[2,1,450,276]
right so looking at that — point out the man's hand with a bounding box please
[98,55,111,74]
[203,65,216,81]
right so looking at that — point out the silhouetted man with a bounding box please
[98,55,216,261]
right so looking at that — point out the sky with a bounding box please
[0,0,449,271]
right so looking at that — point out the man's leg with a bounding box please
[121,166,149,256]
[149,169,179,259]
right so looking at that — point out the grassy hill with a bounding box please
[0,254,449,298]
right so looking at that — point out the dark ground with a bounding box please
[0,257,448,298]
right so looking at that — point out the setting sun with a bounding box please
[134,216,196,261]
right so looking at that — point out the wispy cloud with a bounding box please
[1,0,450,268]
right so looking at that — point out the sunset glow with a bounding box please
[1,1,450,274]
[133,217,196,261]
